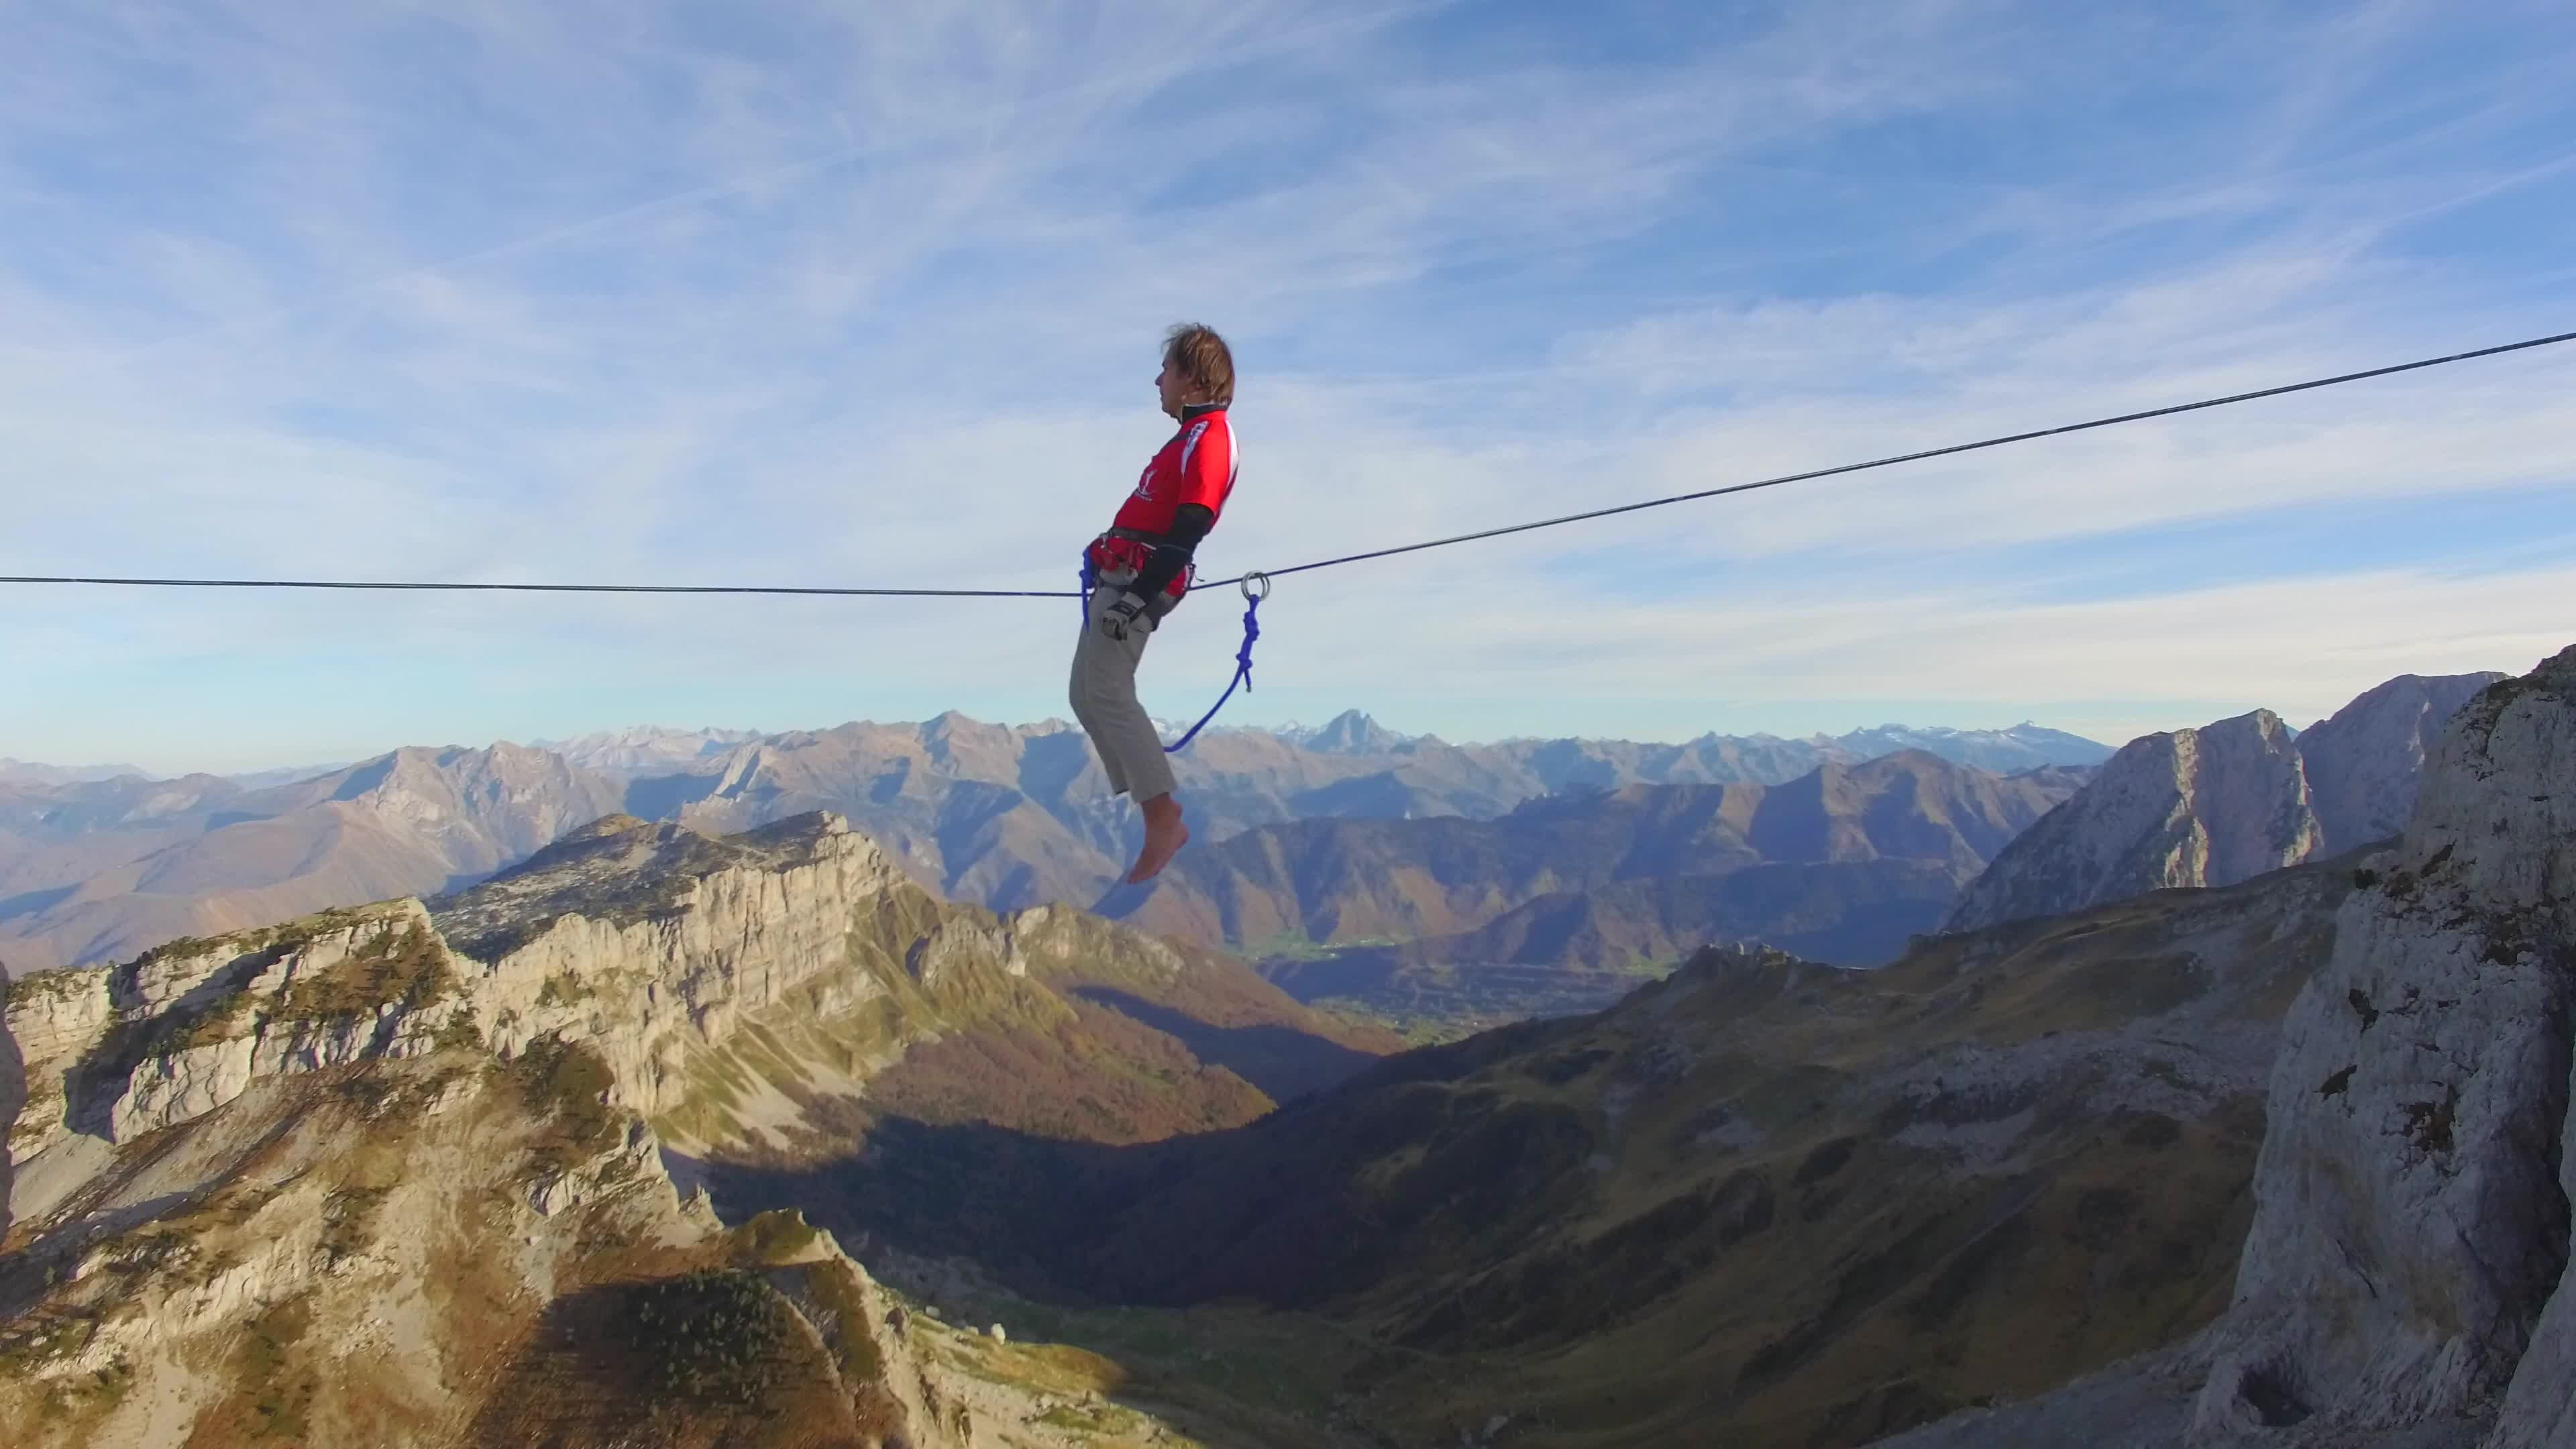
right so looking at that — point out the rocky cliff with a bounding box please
[1878,647,2575,1449]
[2190,650,2575,1444]
[2,809,1390,1446]
[0,974,19,1243]
[1945,676,2503,935]
[5,811,1381,1170]
[1946,710,2322,932]
[2295,671,2509,849]
[0,1028,1097,1446]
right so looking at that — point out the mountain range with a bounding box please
[1,713,2104,977]
[0,745,624,976]
[1945,673,2502,933]
[1116,751,2088,1032]
[4,650,2569,1447]
[0,760,153,788]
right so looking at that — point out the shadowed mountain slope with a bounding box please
[1122,751,2078,953]
[710,844,2363,1448]
[1883,651,2574,1449]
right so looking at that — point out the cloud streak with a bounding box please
[0,0,2571,771]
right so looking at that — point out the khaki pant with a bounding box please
[1069,568,1177,802]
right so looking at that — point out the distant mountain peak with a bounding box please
[535,724,764,781]
[1825,722,2114,771]
[1303,709,1412,755]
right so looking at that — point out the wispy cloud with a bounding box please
[1,0,2571,770]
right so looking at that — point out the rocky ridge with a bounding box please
[0,1016,1138,1447]
[2295,672,2508,849]
[3,808,1388,1446]
[2193,650,2575,1445]
[1947,710,2318,932]
[1880,647,2575,1448]
[1945,673,2503,935]
[9,810,1371,1169]
[1130,749,2080,955]
[0,711,2106,981]
[5,814,905,1164]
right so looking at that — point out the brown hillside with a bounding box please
[720,851,2361,1447]
[1120,752,2076,953]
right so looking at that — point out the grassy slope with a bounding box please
[790,858,2352,1448]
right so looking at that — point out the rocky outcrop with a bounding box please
[2189,651,2576,1442]
[1,810,1311,1446]
[1946,677,2503,936]
[5,903,466,1160]
[431,812,921,1119]
[0,1034,1057,1448]
[9,807,1351,1190]
[2296,672,2508,851]
[0,965,19,1241]
[5,816,930,1165]
[1946,710,2320,932]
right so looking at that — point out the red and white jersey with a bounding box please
[1089,406,1238,597]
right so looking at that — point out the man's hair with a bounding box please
[1163,323,1235,405]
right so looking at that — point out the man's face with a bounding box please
[1156,359,1197,419]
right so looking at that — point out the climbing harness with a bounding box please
[1079,549,1267,753]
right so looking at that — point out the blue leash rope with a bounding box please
[1078,551,1269,753]
[1160,582,1264,753]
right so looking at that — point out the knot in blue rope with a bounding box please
[1077,549,1266,754]
[1163,586,1261,754]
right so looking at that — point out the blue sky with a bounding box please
[3,0,2573,774]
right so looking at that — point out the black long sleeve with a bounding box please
[1123,503,1216,600]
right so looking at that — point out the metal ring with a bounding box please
[1240,570,1273,602]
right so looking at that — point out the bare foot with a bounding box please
[1127,795,1190,883]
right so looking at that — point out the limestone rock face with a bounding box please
[1,805,1254,1447]
[2188,649,2576,1441]
[2488,1079,2576,1448]
[6,902,460,1160]
[5,809,1230,1184]
[0,1038,1022,1449]
[2296,672,2507,852]
[429,812,917,1118]
[1946,710,2320,932]
[0,970,19,1241]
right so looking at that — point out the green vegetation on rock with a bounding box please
[627,1269,796,1409]
[732,1209,823,1265]
[272,920,458,1022]
[797,1260,888,1387]
[4,969,91,1010]
[500,1035,622,1169]
[235,1295,317,1440]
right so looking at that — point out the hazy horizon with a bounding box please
[0,693,2347,780]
